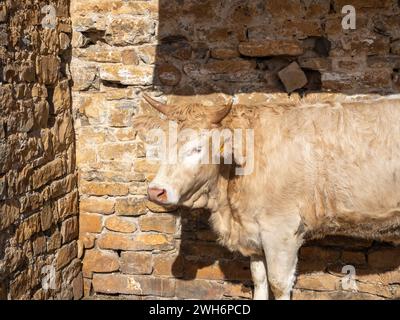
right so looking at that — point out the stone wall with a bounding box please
[0,0,82,299]
[71,0,400,300]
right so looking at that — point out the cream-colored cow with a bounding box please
[136,93,400,300]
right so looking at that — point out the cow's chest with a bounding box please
[210,209,263,257]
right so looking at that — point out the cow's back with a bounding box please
[229,97,400,243]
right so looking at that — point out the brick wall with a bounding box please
[0,0,82,299]
[71,0,400,300]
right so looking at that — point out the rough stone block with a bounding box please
[105,216,137,233]
[79,213,103,233]
[278,62,308,93]
[120,252,153,275]
[82,249,119,277]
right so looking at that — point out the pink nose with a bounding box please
[147,187,167,203]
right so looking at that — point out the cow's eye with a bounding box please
[192,146,202,154]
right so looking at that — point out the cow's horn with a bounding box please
[143,93,170,115]
[209,100,233,124]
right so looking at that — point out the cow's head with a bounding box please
[135,94,235,209]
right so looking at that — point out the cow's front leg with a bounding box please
[261,225,303,300]
[250,256,268,300]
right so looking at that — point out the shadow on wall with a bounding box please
[151,0,400,298]
[172,208,400,299]
[153,0,400,96]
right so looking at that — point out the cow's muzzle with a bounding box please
[147,187,168,204]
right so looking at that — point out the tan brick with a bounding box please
[120,252,153,275]
[74,46,122,63]
[47,230,62,252]
[139,215,176,234]
[33,236,46,256]
[98,142,144,160]
[79,213,103,233]
[295,273,340,291]
[53,79,71,113]
[134,234,174,251]
[15,213,41,243]
[82,249,119,277]
[145,201,177,213]
[0,201,19,231]
[56,241,78,270]
[129,182,148,196]
[57,190,79,220]
[80,197,115,215]
[105,216,137,233]
[71,0,158,16]
[37,55,60,85]
[61,216,79,244]
[72,273,83,300]
[99,64,153,86]
[176,279,224,299]
[32,158,65,190]
[81,182,129,196]
[77,127,108,145]
[105,17,156,46]
[115,197,147,216]
[93,274,175,297]
[98,233,174,251]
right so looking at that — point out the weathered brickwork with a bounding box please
[0,0,82,299]
[70,0,400,300]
